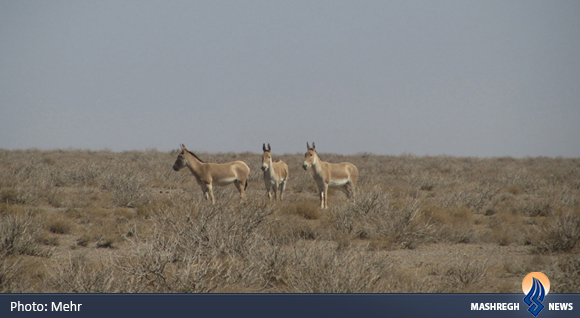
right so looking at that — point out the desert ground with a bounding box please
[1,149,579,293]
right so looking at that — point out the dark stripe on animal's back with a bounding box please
[186,150,204,163]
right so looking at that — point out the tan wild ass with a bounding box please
[261,143,289,201]
[173,144,250,204]
[302,142,358,208]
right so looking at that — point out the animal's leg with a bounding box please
[206,184,215,205]
[323,184,329,209]
[344,182,353,199]
[274,183,279,201]
[241,180,246,201]
[201,185,210,201]
[234,180,242,199]
[265,183,272,201]
[340,185,349,198]
[350,182,356,200]
[279,180,286,201]
[319,187,325,209]
[234,180,246,202]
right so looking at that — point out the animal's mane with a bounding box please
[185,149,204,163]
[314,150,322,161]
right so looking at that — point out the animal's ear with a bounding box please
[312,142,316,150]
[181,144,186,151]
[267,143,271,151]
[263,143,267,152]
[306,142,310,150]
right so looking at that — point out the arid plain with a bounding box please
[1,149,579,293]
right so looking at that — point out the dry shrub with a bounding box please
[534,209,580,253]
[424,205,475,244]
[410,171,440,191]
[134,195,179,219]
[166,201,275,258]
[521,200,552,217]
[552,255,580,293]
[101,168,151,208]
[42,189,65,208]
[77,207,110,223]
[68,207,124,248]
[113,208,135,222]
[49,253,123,293]
[116,230,243,293]
[54,164,101,188]
[0,210,51,257]
[76,235,91,247]
[0,257,22,292]
[46,214,75,235]
[443,253,489,292]
[79,226,120,249]
[39,234,60,246]
[291,179,318,194]
[169,255,246,293]
[265,216,320,245]
[387,268,438,293]
[115,200,276,292]
[1,188,35,205]
[504,185,525,195]
[437,183,500,214]
[488,212,524,246]
[277,200,322,220]
[329,188,387,240]
[116,232,190,292]
[330,188,434,249]
[502,258,533,277]
[96,236,117,249]
[280,242,393,293]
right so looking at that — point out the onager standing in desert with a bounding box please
[173,144,250,204]
[302,142,358,208]
[261,143,289,201]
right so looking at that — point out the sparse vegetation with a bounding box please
[1,209,51,258]
[0,149,578,292]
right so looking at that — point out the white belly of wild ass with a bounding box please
[215,177,237,186]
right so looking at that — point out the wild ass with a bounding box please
[173,144,250,204]
[261,143,289,201]
[302,142,358,208]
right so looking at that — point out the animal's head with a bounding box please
[303,142,318,170]
[261,143,272,171]
[173,144,188,171]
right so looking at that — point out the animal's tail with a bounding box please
[244,179,248,190]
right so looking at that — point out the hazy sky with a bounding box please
[1,1,579,157]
